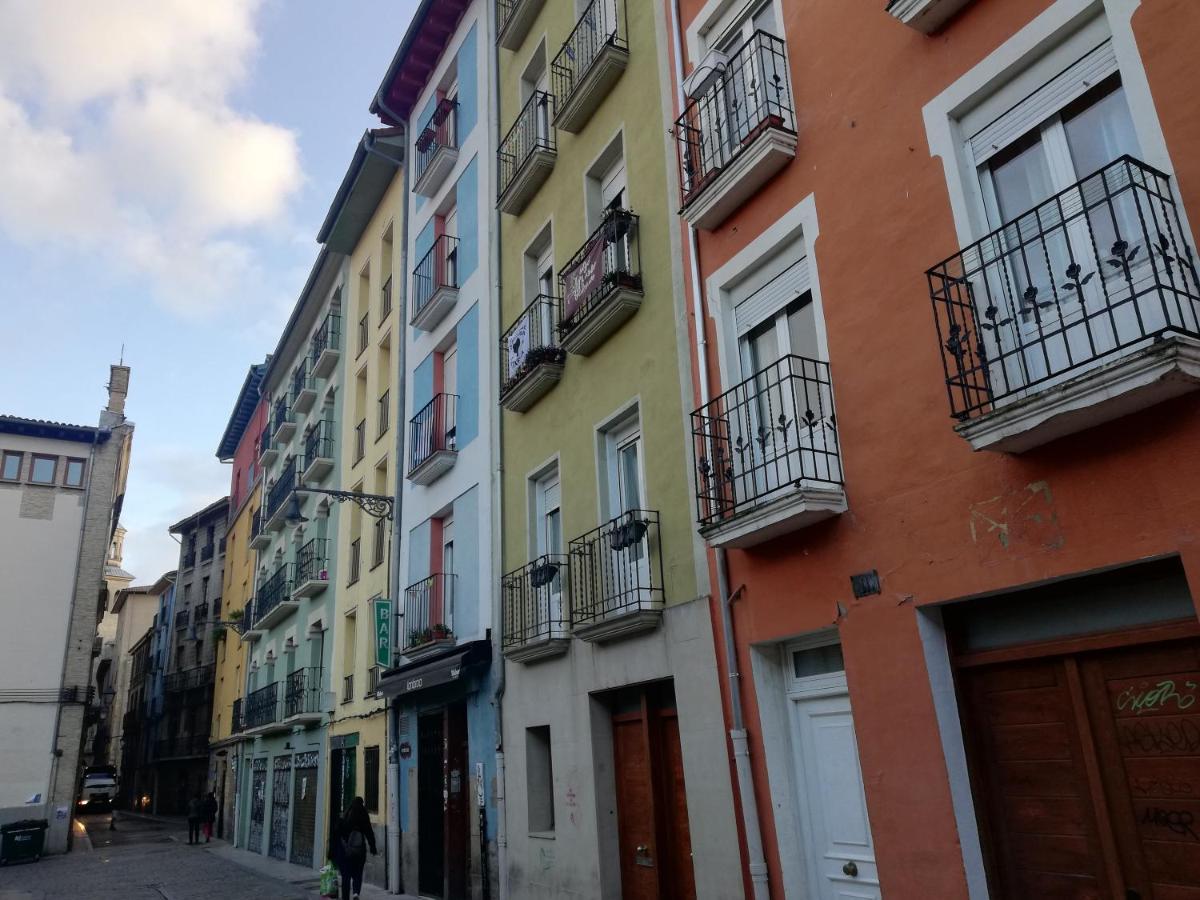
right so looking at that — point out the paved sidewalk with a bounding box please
[210,841,418,900]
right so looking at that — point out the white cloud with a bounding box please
[0,0,303,316]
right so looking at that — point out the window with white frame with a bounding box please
[586,135,627,230]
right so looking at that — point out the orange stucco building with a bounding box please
[661,0,1200,897]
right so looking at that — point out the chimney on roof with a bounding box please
[107,365,130,417]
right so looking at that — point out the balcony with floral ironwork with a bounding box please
[496,0,546,50]
[311,310,342,378]
[674,30,796,231]
[271,396,295,445]
[292,537,330,599]
[256,421,277,468]
[406,393,458,485]
[500,295,565,412]
[414,98,459,198]
[403,573,456,660]
[411,234,460,332]
[249,507,270,551]
[502,554,570,662]
[927,156,1200,453]
[301,419,335,484]
[568,509,663,642]
[252,562,295,630]
[692,355,845,548]
[291,358,317,415]
[551,0,628,133]
[283,666,324,726]
[243,681,283,733]
[497,90,556,216]
[558,209,642,355]
[264,456,297,530]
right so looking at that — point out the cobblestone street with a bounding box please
[0,813,323,900]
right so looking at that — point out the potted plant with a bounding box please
[530,560,559,589]
[228,608,245,622]
[431,623,453,641]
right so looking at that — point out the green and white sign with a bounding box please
[374,598,393,668]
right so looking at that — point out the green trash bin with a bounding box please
[0,819,48,865]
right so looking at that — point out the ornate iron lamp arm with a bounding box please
[293,486,395,520]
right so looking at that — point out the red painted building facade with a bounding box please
[662,0,1200,897]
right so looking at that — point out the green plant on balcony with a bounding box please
[227,607,245,622]
[501,346,566,397]
[408,623,454,648]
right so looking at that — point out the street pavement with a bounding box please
[0,811,315,900]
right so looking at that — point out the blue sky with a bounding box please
[0,0,418,581]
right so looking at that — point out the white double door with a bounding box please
[789,673,881,900]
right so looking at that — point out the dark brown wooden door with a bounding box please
[445,702,469,900]
[960,637,1200,900]
[611,686,697,900]
[418,713,445,897]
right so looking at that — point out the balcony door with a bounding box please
[970,43,1150,393]
[440,516,454,632]
[605,419,651,616]
[717,0,780,151]
[442,343,458,452]
[534,472,565,637]
[537,248,556,346]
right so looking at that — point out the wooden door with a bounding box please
[445,702,470,900]
[611,687,697,900]
[418,713,445,897]
[960,636,1200,900]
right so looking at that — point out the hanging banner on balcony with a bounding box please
[506,315,530,379]
[374,598,393,669]
[562,235,606,323]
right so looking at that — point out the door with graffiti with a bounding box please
[248,758,267,854]
[959,635,1200,899]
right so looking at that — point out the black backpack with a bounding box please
[341,827,367,861]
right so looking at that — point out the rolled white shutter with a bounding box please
[733,256,811,336]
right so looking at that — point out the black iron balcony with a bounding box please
[311,311,342,378]
[254,563,293,627]
[568,509,664,641]
[257,422,277,466]
[271,396,294,442]
[155,734,210,759]
[692,355,845,547]
[284,666,323,721]
[497,91,556,215]
[502,555,570,662]
[551,0,627,133]
[231,697,245,734]
[496,0,547,50]
[407,393,458,485]
[182,549,196,570]
[302,420,334,483]
[164,664,215,693]
[414,98,459,196]
[412,235,460,330]
[381,275,393,319]
[174,609,189,630]
[404,573,456,655]
[674,30,796,230]
[265,456,297,524]
[291,359,316,414]
[194,602,209,624]
[928,156,1200,451]
[500,294,565,411]
[244,681,279,730]
[200,543,215,563]
[249,508,270,551]
[293,537,330,598]
[558,208,642,355]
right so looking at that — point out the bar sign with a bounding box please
[374,598,393,668]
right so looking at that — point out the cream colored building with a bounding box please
[0,366,133,852]
[316,127,405,889]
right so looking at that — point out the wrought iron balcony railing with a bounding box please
[381,275,393,319]
[404,573,456,650]
[174,609,189,630]
[284,666,323,718]
[498,90,556,199]
[692,355,842,525]
[244,681,279,729]
[407,393,458,475]
[551,0,626,114]
[254,563,292,624]
[200,543,214,562]
[502,555,570,651]
[558,208,641,338]
[303,420,334,472]
[928,156,1200,421]
[675,30,794,207]
[415,98,459,183]
[291,359,313,405]
[164,664,215,693]
[231,697,244,734]
[272,397,292,436]
[413,235,460,320]
[250,510,262,541]
[500,294,565,400]
[568,509,663,626]
[310,311,341,369]
[182,549,196,570]
[266,457,297,519]
[295,537,329,586]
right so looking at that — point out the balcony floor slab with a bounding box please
[700,484,847,549]
[574,608,662,643]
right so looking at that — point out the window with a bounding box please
[1,451,21,481]
[587,140,627,229]
[377,390,390,438]
[533,469,562,558]
[358,312,369,356]
[349,538,362,585]
[30,454,57,485]
[372,517,387,570]
[364,745,381,814]
[202,577,210,601]
[343,611,357,703]
[604,418,644,520]
[526,726,554,834]
[63,458,86,488]
[716,0,778,52]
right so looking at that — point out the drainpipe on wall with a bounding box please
[367,110,410,896]
[667,2,770,897]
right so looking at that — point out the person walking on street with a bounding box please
[185,793,203,845]
[333,796,376,900]
[201,791,218,843]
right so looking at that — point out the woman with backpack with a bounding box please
[333,796,376,900]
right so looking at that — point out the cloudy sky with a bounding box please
[0,0,417,581]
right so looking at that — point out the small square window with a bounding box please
[1,451,22,481]
[30,455,57,485]
[64,458,86,488]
